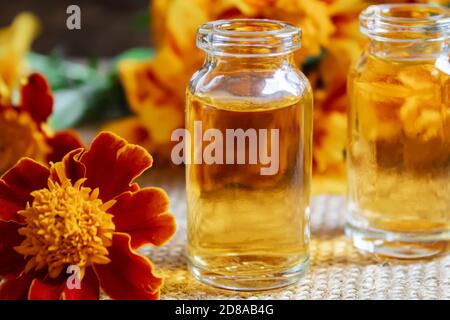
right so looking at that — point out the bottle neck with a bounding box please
[205,53,297,71]
[367,38,448,61]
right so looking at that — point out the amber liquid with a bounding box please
[348,53,450,236]
[186,92,312,287]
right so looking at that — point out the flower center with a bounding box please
[0,110,49,174]
[15,163,116,278]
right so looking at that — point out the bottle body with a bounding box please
[186,20,312,290]
[346,4,450,259]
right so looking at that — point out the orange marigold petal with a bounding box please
[0,181,24,223]
[49,148,85,184]
[28,278,65,300]
[20,73,53,124]
[0,274,33,300]
[0,158,49,222]
[111,188,176,249]
[0,221,26,277]
[80,131,153,201]
[62,267,99,300]
[46,130,84,164]
[94,233,163,300]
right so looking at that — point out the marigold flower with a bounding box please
[310,16,365,192]
[0,73,83,174]
[312,110,347,194]
[0,12,40,105]
[104,55,184,161]
[0,132,176,300]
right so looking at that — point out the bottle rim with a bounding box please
[196,19,302,57]
[360,4,450,42]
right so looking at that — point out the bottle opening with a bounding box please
[360,4,450,42]
[197,19,302,57]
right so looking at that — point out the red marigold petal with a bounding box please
[112,188,176,249]
[28,278,65,300]
[94,233,163,300]
[129,183,140,192]
[0,247,25,278]
[0,181,24,222]
[46,130,85,164]
[0,219,23,246]
[81,132,153,201]
[50,149,86,184]
[0,274,33,300]
[20,73,53,124]
[62,267,99,300]
[0,158,49,222]
[0,221,26,277]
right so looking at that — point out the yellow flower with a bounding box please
[0,73,84,174]
[309,4,365,191]
[105,50,185,161]
[312,110,347,194]
[0,12,40,104]
[0,108,49,173]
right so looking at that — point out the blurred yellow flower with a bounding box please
[0,12,40,105]
[105,49,185,162]
[307,0,367,192]
[0,73,84,174]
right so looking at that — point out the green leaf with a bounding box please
[49,73,131,129]
[50,88,89,129]
[28,51,100,90]
[302,49,325,74]
[27,47,154,129]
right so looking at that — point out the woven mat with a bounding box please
[136,168,450,300]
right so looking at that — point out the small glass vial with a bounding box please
[186,19,312,290]
[347,4,450,259]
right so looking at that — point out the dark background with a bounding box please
[0,0,152,56]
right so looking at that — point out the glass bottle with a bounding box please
[186,19,313,290]
[347,4,450,259]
